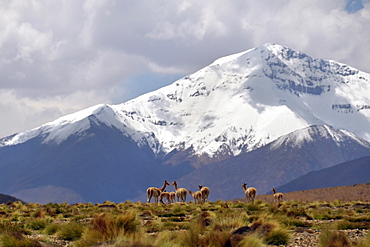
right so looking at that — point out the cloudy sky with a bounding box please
[0,0,369,138]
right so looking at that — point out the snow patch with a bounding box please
[1,44,370,159]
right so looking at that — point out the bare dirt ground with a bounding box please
[255,183,370,203]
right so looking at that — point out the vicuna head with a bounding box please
[241,183,248,190]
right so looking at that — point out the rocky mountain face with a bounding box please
[175,125,370,201]
[1,44,370,203]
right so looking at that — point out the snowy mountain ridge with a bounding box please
[270,125,370,150]
[2,43,370,159]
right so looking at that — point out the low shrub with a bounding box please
[280,217,311,228]
[286,206,308,218]
[43,223,61,235]
[199,230,230,247]
[237,234,265,247]
[248,218,291,245]
[56,222,84,241]
[233,202,247,209]
[0,232,42,247]
[319,226,351,247]
[0,221,22,234]
[246,203,260,212]
[347,215,370,223]
[356,232,370,247]
[250,219,276,235]
[264,227,290,245]
[77,211,140,245]
[335,220,370,230]
[25,218,48,230]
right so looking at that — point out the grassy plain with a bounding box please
[0,184,369,246]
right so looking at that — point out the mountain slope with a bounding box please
[2,44,370,164]
[0,194,24,204]
[0,118,194,203]
[277,156,370,192]
[1,43,370,203]
[177,125,370,201]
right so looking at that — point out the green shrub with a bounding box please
[237,234,264,247]
[78,211,140,245]
[312,208,343,220]
[246,203,260,212]
[0,221,21,234]
[264,227,290,245]
[25,218,48,230]
[335,219,370,230]
[212,210,245,233]
[280,217,311,228]
[357,232,370,247]
[250,219,276,235]
[199,230,230,247]
[178,222,202,247]
[107,211,139,235]
[286,206,308,218]
[56,222,84,241]
[347,215,370,223]
[0,232,42,247]
[43,223,61,235]
[158,212,186,217]
[0,221,38,247]
[319,226,351,247]
[234,202,247,209]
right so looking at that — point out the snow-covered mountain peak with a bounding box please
[1,104,123,146]
[271,125,370,150]
[111,44,370,157]
[2,44,370,160]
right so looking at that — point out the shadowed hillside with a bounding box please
[0,193,24,204]
[277,156,370,192]
[178,130,370,201]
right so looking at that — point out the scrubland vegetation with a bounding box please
[0,198,369,247]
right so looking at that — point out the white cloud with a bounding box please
[0,0,369,138]
[0,89,115,136]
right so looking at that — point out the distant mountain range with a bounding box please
[173,126,370,202]
[1,44,370,203]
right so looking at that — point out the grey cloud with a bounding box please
[0,0,369,137]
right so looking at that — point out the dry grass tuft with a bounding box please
[319,226,352,247]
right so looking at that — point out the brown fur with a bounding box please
[169,192,176,203]
[242,183,257,203]
[272,188,283,203]
[198,185,210,203]
[147,180,170,203]
[172,180,187,202]
[159,191,171,204]
[189,190,203,204]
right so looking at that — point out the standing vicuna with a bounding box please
[147,180,170,203]
[198,185,210,203]
[189,190,202,204]
[272,188,284,203]
[241,183,257,203]
[169,192,176,203]
[160,191,176,204]
[172,180,187,202]
[159,191,171,204]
